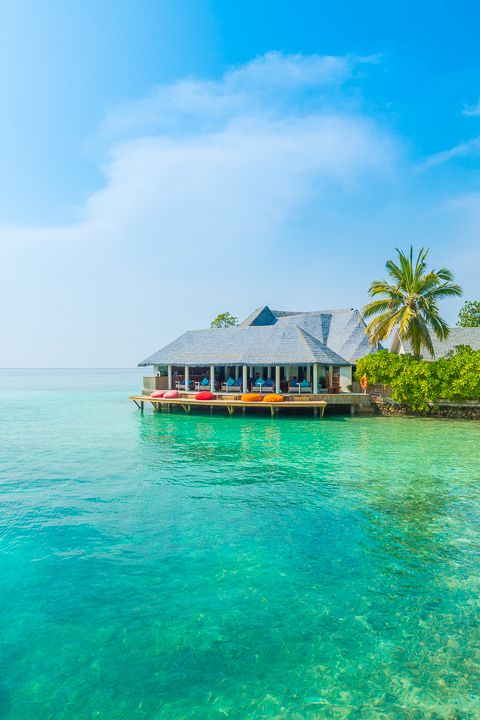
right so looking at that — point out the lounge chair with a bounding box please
[254,378,275,393]
[221,377,238,392]
[253,378,266,393]
[228,378,243,393]
[176,379,194,390]
[263,378,275,393]
[288,380,312,394]
[195,377,211,391]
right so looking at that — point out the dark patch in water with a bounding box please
[0,684,12,718]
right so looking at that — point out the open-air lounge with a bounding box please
[139,306,380,402]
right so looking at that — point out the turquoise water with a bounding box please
[1,370,480,719]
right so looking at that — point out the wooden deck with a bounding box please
[129,392,373,417]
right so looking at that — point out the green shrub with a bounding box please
[355,346,480,411]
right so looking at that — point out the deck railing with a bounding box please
[143,377,167,392]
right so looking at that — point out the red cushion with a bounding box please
[196,391,214,401]
[151,391,166,398]
[163,390,179,399]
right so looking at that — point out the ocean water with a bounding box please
[1,369,480,720]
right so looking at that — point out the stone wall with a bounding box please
[369,396,480,420]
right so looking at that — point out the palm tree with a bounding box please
[362,247,462,357]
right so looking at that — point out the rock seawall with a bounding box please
[369,396,480,420]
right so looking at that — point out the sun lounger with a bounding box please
[288,380,312,394]
[254,378,274,393]
[253,378,266,393]
[176,379,194,390]
[195,378,211,391]
[222,377,239,392]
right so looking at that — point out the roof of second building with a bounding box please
[399,327,480,360]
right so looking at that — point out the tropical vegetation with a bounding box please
[362,247,462,357]
[355,346,480,410]
[210,311,238,328]
[457,300,480,327]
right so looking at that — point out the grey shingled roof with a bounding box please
[400,328,480,360]
[271,308,380,362]
[139,324,350,367]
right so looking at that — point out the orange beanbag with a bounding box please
[241,393,262,402]
[151,391,166,398]
[263,394,284,403]
[196,391,214,400]
[163,390,178,399]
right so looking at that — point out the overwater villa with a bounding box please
[138,306,379,412]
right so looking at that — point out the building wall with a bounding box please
[340,366,353,392]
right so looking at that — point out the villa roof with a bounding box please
[239,306,379,363]
[139,324,351,367]
[139,304,378,368]
[397,327,480,360]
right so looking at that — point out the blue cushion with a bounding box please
[264,378,274,386]
[290,380,299,386]
[300,380,311,387]
[235,378,242,386]
[201,377,209,385]
[255,378,265,386]
[226,377,235,386]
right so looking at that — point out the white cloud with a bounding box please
[0,52,396,366]
[413,134,480,173]
[463,100,480,116]
[97,51,380,143]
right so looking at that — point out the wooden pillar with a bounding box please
[235,365,240,380]
[243,364,248,393]
[307,365,311,382]
[313,363,318,394]
[168,365,172,390]
[210,365,215,393]
[285,366,290,381]
[351,404,355,416]
[267,366,272,379]
[185,365,189,393]
[275,366,281,394]
[329,364,333,388]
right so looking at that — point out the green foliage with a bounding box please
[355,346,480,411]
[362,246,462,357]
[210,312,239,328]
[457,300,480,327]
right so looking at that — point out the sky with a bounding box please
[1,0,480,367]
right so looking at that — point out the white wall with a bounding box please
[340,366,353,392]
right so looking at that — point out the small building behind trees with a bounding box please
[390,327,480,360]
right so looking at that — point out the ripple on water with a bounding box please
[0,370,480,719]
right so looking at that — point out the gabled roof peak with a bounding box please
[239,306,277,327]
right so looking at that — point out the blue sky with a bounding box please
[1,0,480,366]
